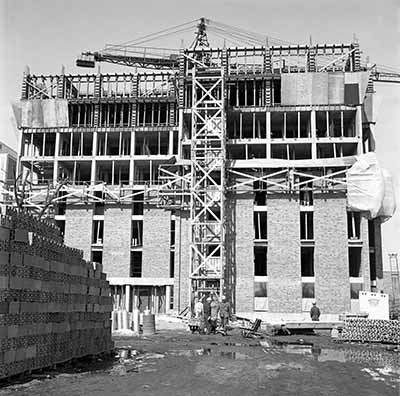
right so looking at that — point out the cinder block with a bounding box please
[0,276,9,289]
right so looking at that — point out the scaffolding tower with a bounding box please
[189,60,227,301]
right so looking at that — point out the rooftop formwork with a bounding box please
[4,18,399,320]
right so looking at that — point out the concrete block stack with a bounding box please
[341,318,400,344]
[0,208,113,380]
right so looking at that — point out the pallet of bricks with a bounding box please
[340,318,400,344]
[0,207,114,380]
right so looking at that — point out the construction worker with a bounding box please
[310,301,321,321]
[203,296,212,334]
[219,296,230,335]
[209,295,220,334]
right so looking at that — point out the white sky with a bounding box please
[1,0,400,150]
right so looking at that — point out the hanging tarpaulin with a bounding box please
[21,99,69,128]
[377,169,397,222]
[346,152,396,220]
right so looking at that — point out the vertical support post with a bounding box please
[266,111,271,159]
[53,132,60,184]
[126,284,131,313]
[311,110,317,159]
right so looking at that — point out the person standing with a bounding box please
[194,297,203,319]
[219,296,230,335]
[209,295,220,334]
[310,301,321,321]
[203,296,212,334]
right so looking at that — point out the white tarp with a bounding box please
[377,169,397,222]
[346,153,396,220]
[21,99,69,128]
[359,291,389,320]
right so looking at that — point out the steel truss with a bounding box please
[189,65,226,299]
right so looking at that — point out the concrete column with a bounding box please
[165,285,171,313]
[168,130,174,156]
[177,109,184,158]
[53,132,60,184]
[129,131,135,184]
[311,109,317,159]
[126,284,131,312]
[356,105,363,154]
[91,131,98,184]
[266,112,271,159]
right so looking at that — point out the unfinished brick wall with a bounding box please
[360,217,371,292]
[174,210,190,312]
[64,205,93,261]
[142,207,171,278]
[103,204,131,277]
[234,192,255,312]
[0,208,113,380]
[314,193,350,313]
[267,194,302,312]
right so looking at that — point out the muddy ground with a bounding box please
[0,329,398,396]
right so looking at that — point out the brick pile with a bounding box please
[0,208,113,379]
[340,318,400,344]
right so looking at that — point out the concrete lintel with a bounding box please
[108,277,174,286]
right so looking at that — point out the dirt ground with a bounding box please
[0,328,399,396]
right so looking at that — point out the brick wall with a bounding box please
[361,217,371,291]
[64,205,93,260]
[314,193,350,313]
[234,192,255,312]
[174,210,190,312]
[0,208,113,380]
[142,207,171,278]
[103,204,131,277]
[268,194,302,312]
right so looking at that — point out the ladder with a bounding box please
[189,63,226,302]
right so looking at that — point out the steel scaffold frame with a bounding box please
[189,65,226,300]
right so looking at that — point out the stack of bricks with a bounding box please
[340,318,400,344]
[0,207,113,379]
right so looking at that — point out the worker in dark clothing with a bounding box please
[310,301,321,321]
[203,296,212,334]
[219,296,230,335]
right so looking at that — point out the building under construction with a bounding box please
[7,19,400,320]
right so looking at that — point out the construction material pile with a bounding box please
[0,208,113,379]
[340,318,400,344]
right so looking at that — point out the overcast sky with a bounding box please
[1,0,399,149]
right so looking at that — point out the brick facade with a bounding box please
[267,194,302,312]
[142,207,171,278]
[173,210,191,311]
[102,204,131,277]
[234,192,255,312]
[64,205,93,260]
[314,193,350,313]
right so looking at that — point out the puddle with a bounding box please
[167,349,249,360]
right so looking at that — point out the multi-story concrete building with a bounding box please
[9,21,398,320]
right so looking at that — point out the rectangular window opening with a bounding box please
[254,212,267,240]
[301,247,314,277]
[347,212,361,239]
[130,251,142,277]
[254,246,267,276]
[349,247,362,277]
[300,212,314,240]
